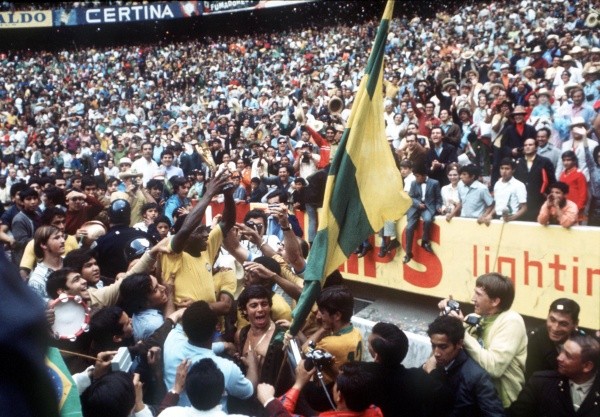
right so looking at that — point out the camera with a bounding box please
[304,341,334,371]
[465,315,481,327]
[443,299,461,316]
[245,220,262,232]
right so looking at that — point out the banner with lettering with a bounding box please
[202,0,317,15]
[0,10,52,29]
[52,1,202,26]
[340,217,600,329]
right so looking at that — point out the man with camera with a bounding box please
[256,360,382,417]
[293,142,321,180]
[438,273,527,408]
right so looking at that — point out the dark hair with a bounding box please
[475,273,515,311]
[427,315,465,345]
[46,267,78,299]
[412,165,427,176]
[118,274,154,316]
[459,164,480,178]
[549,181,569,194]
[537,127,551,137]
[63,249,96,274]
[43,185,66,207]
[170,176,189,193]
[593,146,600,167]
[147,179,164,191]
[266,190,288,204]
[399,160,413,169]
[244,209,268,225]
[160,149,174,159]
[89,306,126,351]
[499,157,516,169]
[80,371,135,417]
[317,285,354,323]
[28,176,42,187]
[186,359,225,411]
[561,150,578,166]
[19,188,39,200]
[569,334,600,367]
[237,284,273,319]
[139,202,159,217]
[549,298,580,323]
[41,206,66,225]
[82,176,97,189]
[106,176,120,187]
[10,181,27,198]
[371,322,409,365]
[253,256,281,276]
[336,362,378,411]
[182,301,218,345]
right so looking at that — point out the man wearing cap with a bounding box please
[494,106,537,184]
[555,116,598,181]
[525,298,581,380]
[582,66,600,104]
[64,189,105,236]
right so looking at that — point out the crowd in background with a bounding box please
[1,0,600,416]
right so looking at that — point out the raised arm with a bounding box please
[171,172,230,254]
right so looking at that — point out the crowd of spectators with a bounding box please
[1,0,600,416]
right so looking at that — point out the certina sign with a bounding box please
[85,4,177,24]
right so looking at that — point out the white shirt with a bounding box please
[493,177,527,216]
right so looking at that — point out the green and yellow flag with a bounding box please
[289,0,410,334]
[305,0,410,282]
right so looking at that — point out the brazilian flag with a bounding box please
[46,347,83,417]
[290,0,411,333]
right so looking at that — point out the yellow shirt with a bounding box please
[20,234,79,271]
[160,226,223,305]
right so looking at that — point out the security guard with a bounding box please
[93,199,154,281]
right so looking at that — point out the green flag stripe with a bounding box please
[329,146,375,254]
[365,18,389,97]
[304,227,329,281]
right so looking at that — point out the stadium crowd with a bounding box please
[1,0,599,416]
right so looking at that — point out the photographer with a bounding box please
[438,273,527,408]
[293,141,320,179]
[256,360,381,417]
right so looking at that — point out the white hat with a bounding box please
[119,157,132,165]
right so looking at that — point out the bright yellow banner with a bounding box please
[341,218,600,329]
[0,10,52,28]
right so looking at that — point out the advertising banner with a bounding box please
[202,0,316,15]
[208,203,599,329]
[0,10,52,29]
[52,1,202,26]
[340,217,600,329]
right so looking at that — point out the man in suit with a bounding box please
[493,105,537,184]
[514,138,557,221]
[509,334,600,417]
[403,166,442,264]
[426,127,458,186]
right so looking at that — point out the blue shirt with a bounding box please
[163,325,253,410]
[458,180,494,218]
[132,309,164,342]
